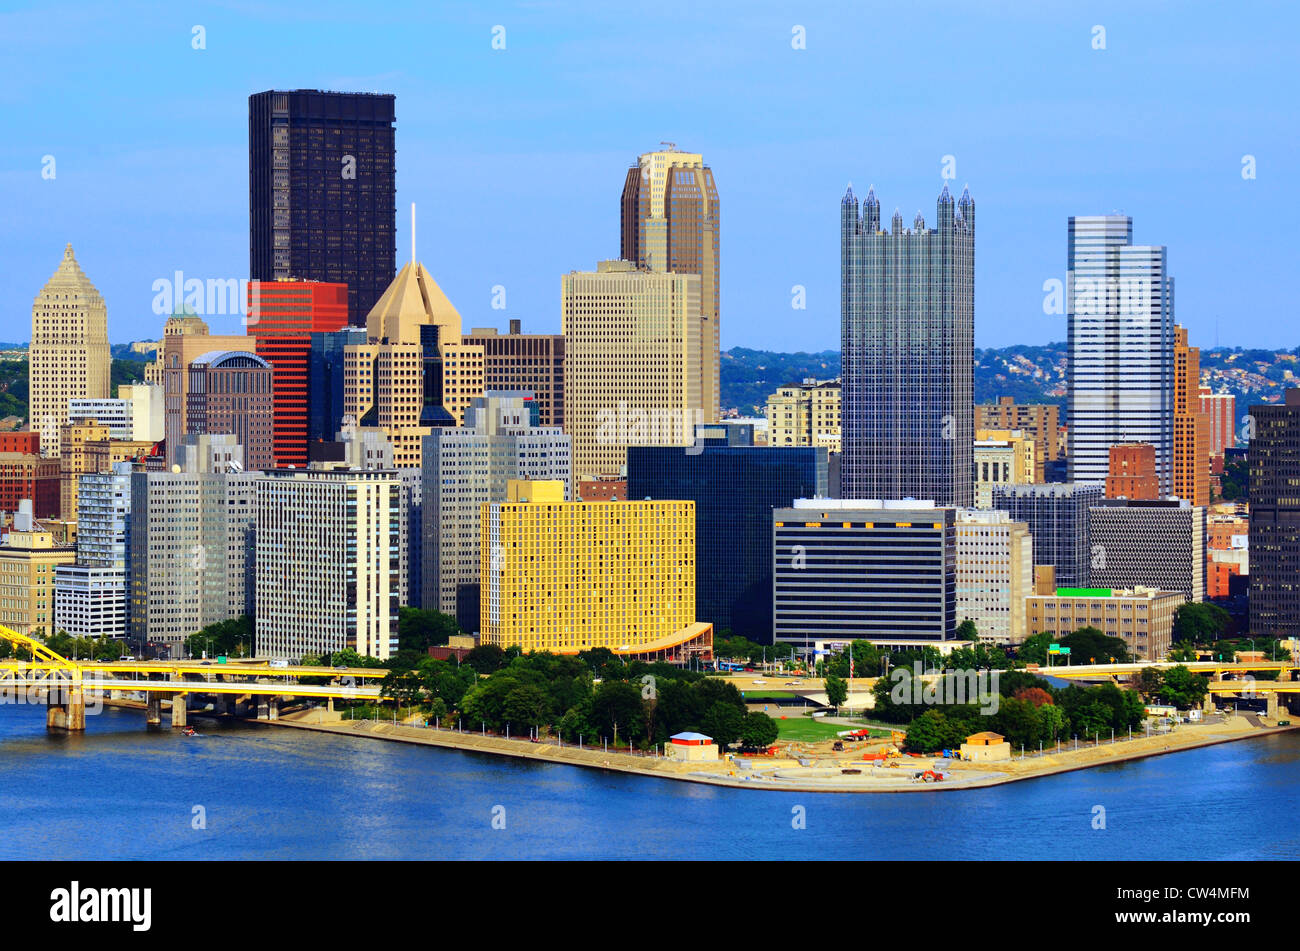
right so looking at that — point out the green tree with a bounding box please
[396,606,460,652]
[1157,665,1210,710]
[463,644,507,675]
[824,671,848,711]
[1172,602,1232,643]
[739,712,780,750]
[700,700,745,750]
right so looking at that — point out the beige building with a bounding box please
[975,398,1063,482]
[766,379,841,452]
[154,314,255,467]
[344,259,485,468]
[562,261,703,479]
[463,321,566,428]
[0,501,75,637]
[59,421,155,522]
[29,245,111,455]
[620,148,719,421]
[955,509,1034,646]
[973,431,1035,509]
[1025,586,1185,661]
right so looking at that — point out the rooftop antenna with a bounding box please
[660,141,676,151]
[411,202,416,264]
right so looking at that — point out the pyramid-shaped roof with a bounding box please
[39,243,103,298]
[365,260,462,345]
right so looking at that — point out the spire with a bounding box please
[938,182,953,203]
[891,208,903,234]
[958,183,973,205]
[842,183,856,203]
[913,210,926,231]
[864,184,879,206]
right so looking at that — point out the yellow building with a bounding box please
[562,261,703,479]
[1173,326,1210,506]
[480,480,696,654]
[972,429,1036,509]
[1025,586,1185,661]
[29,245,111,456]
[344,259,485,468]
[766,380,841,452]
[0,503,75,637]
[59,421,156,520]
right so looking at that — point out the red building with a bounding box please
[246,280,348,468]
[0,432,41,454]
[0,451,60,518]
[1105,443,1159,500]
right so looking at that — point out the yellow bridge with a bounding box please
[1042,660,1300,718]
[0,626,388,731]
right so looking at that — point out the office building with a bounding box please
[0,438,60,519]
[68,385,164,443]
[1089,498,1206,601]
[1026,586,1184,661]
[975,398,1065,482]
[308,326,369,446]
[462,321,565,429]
[562,260,703,479]
[991,482,1104,588]
[1105,443,1159,500]
[973,430,1035,508]
[1067,215,1174,493]
[28,245,112,455]
[156,314,257,467]
[54,462,133,640]
[1249,389,1300,637]
[0,501,75,638]
[128,436,256,652]
[773,499,957,650]
[480,480,700,656]
[955,508,1034,646]
[1199,386,1236,460]
[621,147,719,420]
[185,350,275,470]
[1173,326,1210,505]
[422,393,571,630]
[841,184,974,505]
[766,380,841,453]
[58,422,158,521]
[628,424,828,640]
[255,466,400,660]
[246,280,349,467]
[249,89,396,323]
[344,257,483,468]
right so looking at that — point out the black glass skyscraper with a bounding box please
[249,90,397,325]
[840,183,974,506]
[627,425,827,642]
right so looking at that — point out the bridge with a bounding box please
[0,626,386,732]
[1040,660,1300,718]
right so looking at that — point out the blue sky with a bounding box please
[1,0,1294,352]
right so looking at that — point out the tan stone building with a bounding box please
[59,421,156,521]
[975,397,1063,482]
[28,245,111,455]
[154,314,255,467]
[1173,326,1210,506]
[766,380,841,453]
[462,320,565,428]
[561,261,702,479]
[955,508,1034,645]
[972,431,1035,509]
[1025,586,1185,661]
[344,259,484,468]
[0,501,75,637]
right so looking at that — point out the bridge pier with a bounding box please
[1267,692,1280,719]
[1202,694,1217,714]
[170,694,188,728]
[46,685,86,732]
[214,694,230,716]
[256,697,280,721]
[146,695,162,726]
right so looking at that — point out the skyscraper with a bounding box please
[29,245,111,455]
[185,351,276,471]
[1249,389,1300,638]
[1173,325,1210,505]
[620,147,719,420]
[1066,215,1174,493]
[249,90,396,324]
[840,184,974,506]
[991,482,1103,588]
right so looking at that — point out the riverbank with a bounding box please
[255,708,1299,793]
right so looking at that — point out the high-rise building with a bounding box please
[773,499,957,650]
[1066,215,1174,493]
[1199,385,1236,460]
[462,321,566,428]
[975,398,1065,482]
[185,351,276,471]
[421,393,571,630]
[1090,498,1207,601]
[246,280,349,467]
[248,90,396,324]
[991,483,1104,589]
[308,326,368,447]
[972,430,1036,508]
[68,384,164,443]
[256,466,401,660]
[766,380,841,453]
[157,314,257,467]
[1249,389,1300,637]
[29,245,111,454]
[344,258,484,468]
[128,436,256,653]
[1173,326,1211,505]
[627,424,828,640]
[841,185,975,506]
[54,462,133,640]
[620,147,719,420]
[1105,443,1159,500]
[955,508,1034,646]
[480,480,699,656]
[0,436,60,519]
[562,260,703,479]
[0,501,75,638]
[58,422,159,521]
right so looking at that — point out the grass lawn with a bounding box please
[773,716,891,743]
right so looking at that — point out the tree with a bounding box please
[1134,667,1164,700]
[700,700,745,750]
[1157,665,1209,710]
[824,672,848,711]
[1013,687,1054,708]
[1172,602,1232,643]
[463,644,507,675]
[956,619,979,642]
[591,680,645,746]
[397,606,460,652]
[991,696,1041,749]
[502,684,552,734]
[739,712,780,751]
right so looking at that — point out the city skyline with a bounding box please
[2,1,1294,353]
